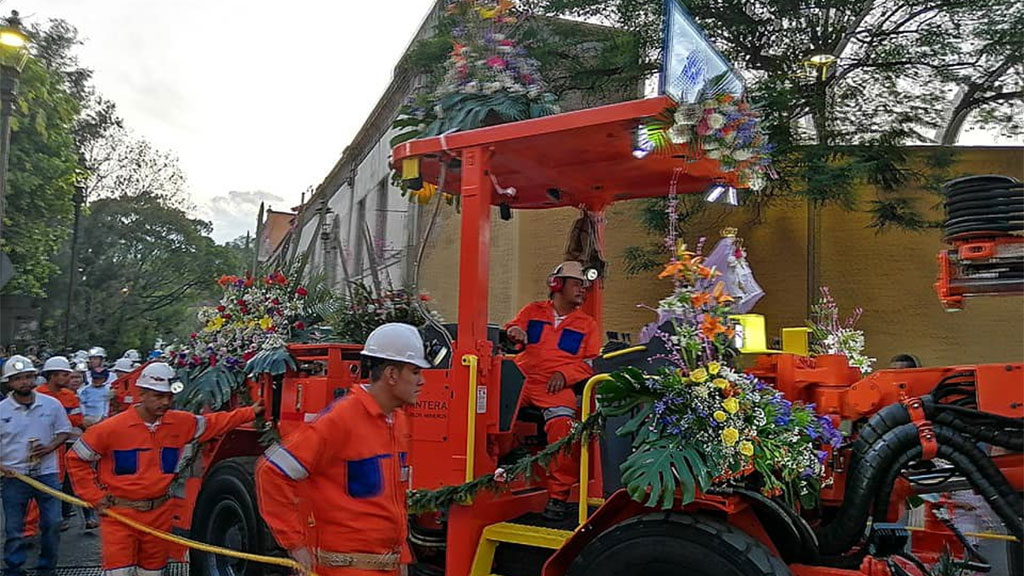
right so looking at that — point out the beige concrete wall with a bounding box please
[419,147,1024,367]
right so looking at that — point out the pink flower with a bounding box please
[293,321,306,331]
[296,286,308,297]
[486,56,506,69]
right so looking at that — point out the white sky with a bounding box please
[29,0,435,242]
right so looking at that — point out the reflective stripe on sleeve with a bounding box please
[264,443,309,480]
[192,415,207,440]
[71,438,100,462]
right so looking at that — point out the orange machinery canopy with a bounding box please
[391,95,740,210]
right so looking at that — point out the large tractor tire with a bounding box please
[190,457,271,576]
[568,512,791,576]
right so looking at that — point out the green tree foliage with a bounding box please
[2,21,88,296]
[43,192,243,353]
[524,0,1016,269]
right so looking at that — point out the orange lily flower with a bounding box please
[701,316,728,339]
[691,292,712,308]
[697,265,715,279]
[711,282,735,304]
[659,260,685,279]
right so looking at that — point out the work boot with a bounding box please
[541,498,568,522]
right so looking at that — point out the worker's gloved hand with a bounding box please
[0,465,15,477]
[290,547,313,572]
[251,399,265,417]
[547,371,567,394]
[507,326,527,344]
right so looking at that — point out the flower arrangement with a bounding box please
[168,271,312,372]
[600,238,840,508]
[641,74,774,191]
[808,286,875,374]
[390,0,559,202]
[326,281,443,344]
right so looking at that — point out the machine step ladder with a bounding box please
[469,521,574,576]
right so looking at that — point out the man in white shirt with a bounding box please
[0,355,73,576]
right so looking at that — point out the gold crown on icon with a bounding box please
[721,227,738,238]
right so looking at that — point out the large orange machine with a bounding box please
[169,2,1022,576]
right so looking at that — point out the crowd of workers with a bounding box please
[0,261,604,576]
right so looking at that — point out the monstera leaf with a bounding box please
[621,438,711,509]
[245,346,296,378]
[175,364,245,412]
[597,367,659,416]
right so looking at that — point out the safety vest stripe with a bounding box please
[104,566,136,576]
[264,444,309,480]
[71,438,100,462]
[192,415,207,440]
[542,406,575,421]
[137,567,165,576]
[68,407,83,415]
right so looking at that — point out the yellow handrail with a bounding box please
[579,373,613,526]
[462,354,479,483]
[601,345,647,360]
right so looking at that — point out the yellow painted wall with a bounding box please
[419,147,1024,367]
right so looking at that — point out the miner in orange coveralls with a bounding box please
[505,261,602,521]
[256,323,430,576]
[35,356,85,531]
[67,362,261,576]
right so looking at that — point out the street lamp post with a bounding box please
[804,52,836,318]
[0,10,29,242]
[63,183,86,348]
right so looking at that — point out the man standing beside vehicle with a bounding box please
[0,355,73,576]
[256,322,430,575]
[67,362,262,576]
[504,261,602,521]
[35,356,85,530]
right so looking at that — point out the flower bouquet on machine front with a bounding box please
[599,241,841,509]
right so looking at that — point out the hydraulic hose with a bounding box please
[817,421,1024,555]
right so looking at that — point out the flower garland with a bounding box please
[601,238,840,508]
[808,286,875,374]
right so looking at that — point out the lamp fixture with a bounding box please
[704,183,739,206]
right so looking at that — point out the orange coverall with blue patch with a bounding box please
[505,300,602,499]
[256,385,412,576]
[67,405,256,576]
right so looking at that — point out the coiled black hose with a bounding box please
[817,421,1024,555]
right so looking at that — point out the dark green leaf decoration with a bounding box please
[245,346,297,377]
[621,438,711,509]
[596,366,658,415]
[174,364,244,413]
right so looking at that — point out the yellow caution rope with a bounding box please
[10,471,316,576]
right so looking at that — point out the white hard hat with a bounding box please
[88,346,107,359]
[73,361,88,373]
[42,356,73,373]
[136,362,183,394]
[122,349,141,362]
[2,355,37,382]
[112,358,135,373]
[361,323,431,368]
[550,261,594,284]
[73,349,89,362]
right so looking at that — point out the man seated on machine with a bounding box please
[505,261,602,521]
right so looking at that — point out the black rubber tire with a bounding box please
[567,513,791,576]
[190,457,266,576]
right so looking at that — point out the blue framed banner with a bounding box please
[659,0,744,103]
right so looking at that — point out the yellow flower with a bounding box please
[713,378,729,389]
[723,397,740,414]
[205,316,226,332]
[713,411,728,423]
[739,441,754,457]
[708,362,721,375]
[259,316,273,330]
[721,427,739,446]
[690,368,708,383]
